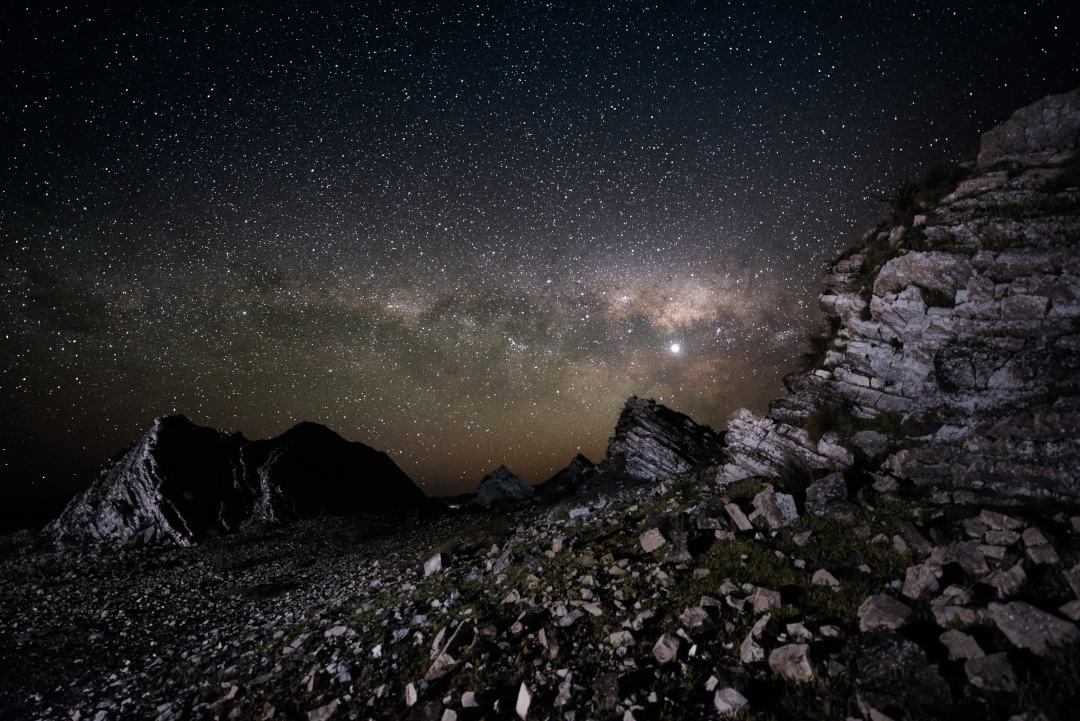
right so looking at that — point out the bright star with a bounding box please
[670,343,680,354]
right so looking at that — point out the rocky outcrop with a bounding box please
[977,88,1080,168]
[718,88,1080,503]
[43,416,248,547]
[243,422,429,524]
[536,454,598,498]
[605,397,721,480]
[469,466,534,508]
[44,417,429,547]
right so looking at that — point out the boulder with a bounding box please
[940,630,984,660]
[748,485,799,529]
[857,594,912,631]
[965,653,1017,692]
[988,601,1080,656]
[652,634,680,664]
[713,688,749,716]
[768,644,813,683]
[805,473,858,520]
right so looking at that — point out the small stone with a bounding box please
[639,528,666,553]
[812,569,839,587]
[1064,565,1080,599]
[902,564,940,600]
[552,537,563,553]
[768,644,813,683]
[652,634,680,663]
[747,587,781,613]
[725,504,753,531]
[461,692,480,708]
[984,563,1027,597]
[405,684,418,708]
[1059,600,1080,621]
[740,632,764,663]
[857,594,912,631]
[966,653,1017,692]
[558,609,585,627]
[1022,528,1049,546]
[989,601,1080,656]
[324,625,348,638]
[793,531,813,546]
[713,688,749,716]
[1027,545,1060,565]
[680,607,708,628]
[608,630,636,647]
[424,553,442,577]
[704,675,719,692]
[979,510,1022,530]
[553,672,572,707]
[786,622,812,640]
[307,699,340,721]
[592,672,619,711]
[515,683,532,720]
[819,625,840,637]
[441,711,458,721]
[939,630,984,660]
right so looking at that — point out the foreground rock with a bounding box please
[605,396,721,480]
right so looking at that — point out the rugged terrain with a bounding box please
[3,89,1080,721]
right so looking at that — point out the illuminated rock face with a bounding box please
[718,88,1080,504]
[44,416,428,547]
[605,396,721,481]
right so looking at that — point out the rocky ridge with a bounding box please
[44,416,430,548]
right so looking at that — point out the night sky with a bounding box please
[2,3,1078,497]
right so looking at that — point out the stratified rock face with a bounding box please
[977,88,1080,168]
[606,397,721,480]
[470,466,534,508]
[43,415,247,547]
[720,88,1080,503]
[44,418,429,547]
[245,422,429,524]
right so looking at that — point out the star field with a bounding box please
[2,2,1078,495]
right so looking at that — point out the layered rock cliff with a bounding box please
[717,87,1080,504]
[44,416,429,547]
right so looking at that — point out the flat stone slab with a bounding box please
[940,630,984,660]
[966,653,1017,692]
[989,601,1079,655]
[858,594,912,631]
[639,528,667,553]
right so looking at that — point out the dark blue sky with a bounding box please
[2,2,1078,495]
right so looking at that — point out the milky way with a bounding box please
[2,3,1077,495]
